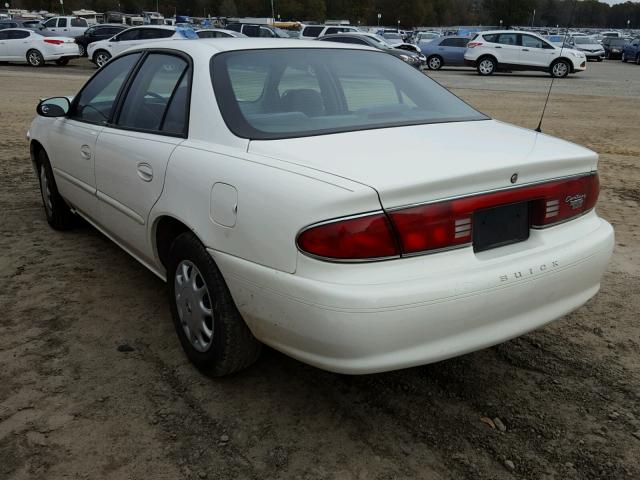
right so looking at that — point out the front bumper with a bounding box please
[213,212,613,374]
[584,52,605,60]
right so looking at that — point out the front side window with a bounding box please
[140,28,174,39]
[71,53,141,124]
[58,18,68,28]
[259,27,274,38]
[0,31,9,40]
[212,49,487,140]
[440,38,457,47]
[43,18,57,28]
[522,35,545,48]
[116,53,189,134]
[242,25,259,37]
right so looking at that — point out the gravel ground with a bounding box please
[0,58,639,480]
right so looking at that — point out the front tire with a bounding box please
[477,56,496,75]
[550,59,570,78]
[93,50,111,68]
[622,52,627,62]
[77,43,86,57]
[636,54,640,65]
[167,233,262,376]
[427,55,443,70]
[26,49,44,67]
[36,149,75,230]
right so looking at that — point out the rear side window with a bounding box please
[8,30,30,39]
[72,53,141,124]
[482,34,497,43]
[140,28,174,39]
[522,35,545,48]
[497,33,518,45]
[302,26,323,37]
[58,18,68,28]
[71,18,87,27]
[116,53,189,134]
[242,25,259,37]
[440,38,457,47]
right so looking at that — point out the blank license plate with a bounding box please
[473,202,530,252]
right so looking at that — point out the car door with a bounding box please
[46,52,142,221]
[436,37,458,63]
[55,17,71,36]
[94,52,190,262]
[493,32,521,65]
[69,17,88,36]
[520,34,555,67]
[0,30,9,58]
[4,29,31,59]
[41,17,58,34]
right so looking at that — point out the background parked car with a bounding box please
[225,23,288,38]
[87,25,197,68]
[318,32,422,68]
[299,24,359,39]
[602,37,628,59]
[73,24,127,56]
[415,31,440,43]
[39,16,88,37]
[195,28,246,38]
[420,36,469,70]
[464,30,586,77]
[622,38,640,64]
[564,36,605,61]
[0,19,42,30]
[0,28,79,66]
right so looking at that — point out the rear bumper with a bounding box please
[464,58,477,67]
[212,212,613,374]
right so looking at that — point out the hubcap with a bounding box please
[39,165,53,216]
[553,62,568,77]
[479,59,493,74]
[429,57,440,69]
[174,260,214,353]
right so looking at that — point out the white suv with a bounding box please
[464,30,587,78]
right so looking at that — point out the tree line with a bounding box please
[11,0,640,29]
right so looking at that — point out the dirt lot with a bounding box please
[0,60,639,480]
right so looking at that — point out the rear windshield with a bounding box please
[212,48,487,140]
[574,37,596,44]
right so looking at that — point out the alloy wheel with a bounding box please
[28,51,42,66]
[428,56,441,70]
[95,53,110,68]
[174,260,214,353]
[552,61,568,77]
[479,59,494,75]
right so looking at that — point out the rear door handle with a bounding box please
[522,48,529,51]
[136,163,153,182]
[495,45,502,49]
[80,144,91,159]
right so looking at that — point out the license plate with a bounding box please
[473,202,530,252]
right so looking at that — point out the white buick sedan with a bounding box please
[28,39,614,376]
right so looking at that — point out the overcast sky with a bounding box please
[601,0,638,4]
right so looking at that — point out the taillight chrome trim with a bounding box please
[295,210,402,264]
[531,207,595,229]
[384,172,597,212]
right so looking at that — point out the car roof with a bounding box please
[128,25,177,30]
[478,30,542,35]
[123,38,376,55]
[1,28,34,32]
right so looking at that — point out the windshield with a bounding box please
[366,34,392,48]
[607,38,627,46]
[212,49,487,140]
[384,33,402,40]
[574,37,596,44]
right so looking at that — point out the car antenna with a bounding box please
[535,0,578,133]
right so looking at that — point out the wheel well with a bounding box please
[552,57,573,71]
[477,54,497,64]
[93,49,108,59]
[30,140,44,171]
[155,216,191,268]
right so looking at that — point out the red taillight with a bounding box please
[297,174,598,261]
[467,41,483,48]
[44,39,65,45]
[296,213,399,260]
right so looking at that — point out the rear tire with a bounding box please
[55,58,69,66]
[636,54,640,65]
[622,52,627,62]
[550,59,570,78]
[167,232,262,376]
[77,43,86,57]
[427,55,443,70]
[477,56,496,75]
[26,49,44,67]
[36,149,76,230]
[93,50,111,68]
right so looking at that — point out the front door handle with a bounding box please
[80,144,91,159]
[495,45,502,49]
[136,163,153,182]
[522,48,529,51]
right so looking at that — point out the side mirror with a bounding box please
[37,97,70,117]
[111,36,119,42]
[38,25,45,30]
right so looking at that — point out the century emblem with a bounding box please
[510,173,518,184]
[565,194,586,210]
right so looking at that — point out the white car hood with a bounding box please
[248,119,598,209]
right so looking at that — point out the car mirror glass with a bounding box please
[37,97,70,117]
